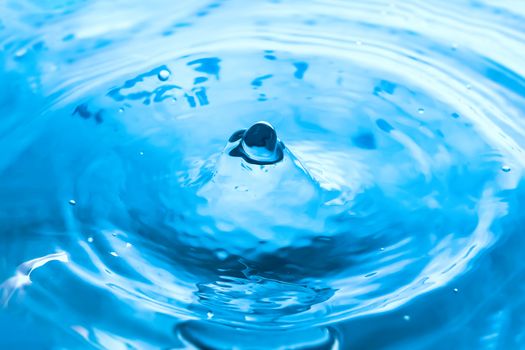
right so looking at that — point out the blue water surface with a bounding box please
[1,0,525,349]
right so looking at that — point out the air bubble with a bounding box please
[158,69,170,81]
[418,108,425,114]
[68,199,76,206]
[110,251,119,257]
[207,311,214,319]
[403,315,411,321]
[87,237,94,243]
[501,165,511,173]
[453,288,459,293]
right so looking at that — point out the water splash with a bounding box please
[228,121,284,165]
[1,0,525,348]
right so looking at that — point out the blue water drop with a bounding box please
[228,121,284,165]
[157,69,170,81]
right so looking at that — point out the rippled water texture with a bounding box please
[2,0,525,349]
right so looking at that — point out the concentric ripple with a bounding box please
[1,0,525,348]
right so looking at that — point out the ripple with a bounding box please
[1,0,525,348]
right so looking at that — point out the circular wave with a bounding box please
[1,0,525,347]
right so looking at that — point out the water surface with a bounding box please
[1,0,525,349]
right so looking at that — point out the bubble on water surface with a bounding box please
[157,69,170,81]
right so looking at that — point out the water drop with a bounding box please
[68,199,76,206]
[126,242,132,248]
[110,251,118,257]
[228,121,284,165]
[380,247,385,251]
[403,315,411,321]
[501,165,511,173]
[87,237,94,243]
[139,151,144,156]
[158,69,170,81]
[206,311,214,319]
[118,108,124,113]
[418,108,425,114]
[453,288,459,293]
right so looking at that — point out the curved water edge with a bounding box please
[1,0,525,348]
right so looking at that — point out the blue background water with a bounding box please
[1,0,525,349]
